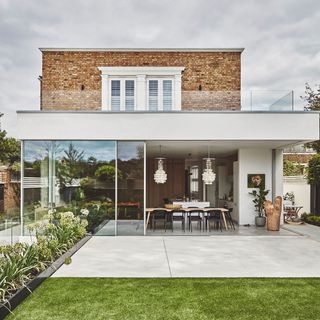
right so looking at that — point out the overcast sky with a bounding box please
[0,0,319,136]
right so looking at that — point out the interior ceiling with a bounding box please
[146,140,302,158]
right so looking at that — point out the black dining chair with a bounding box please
[226,208,236,230]
[152,210,170,232]
[187,207,204,232]
[206,209,223,232]
[171,209,186,232]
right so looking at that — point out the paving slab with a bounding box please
[53,232,320,278]
[53,236,170,277]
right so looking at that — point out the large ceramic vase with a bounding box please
[255,216,266,227]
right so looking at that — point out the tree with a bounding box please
[283,160,304,176]
[0,115,20,166]
[307,154,320,185]
[302,83,320,152]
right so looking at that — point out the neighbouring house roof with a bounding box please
[39,47,245,53]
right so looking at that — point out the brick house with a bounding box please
[17,48,319,236]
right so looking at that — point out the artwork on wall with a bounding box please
[247,174,265,189]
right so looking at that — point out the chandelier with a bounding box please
[154,158,167,184]
[202,146,216,185]
[154,145,167,184]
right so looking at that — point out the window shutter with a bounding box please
[148,80,158,111]
[111,80,121,111]
[163,80,172,110]
[125,80,135,111]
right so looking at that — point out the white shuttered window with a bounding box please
[148,79,173,111]
[110,79,136,111]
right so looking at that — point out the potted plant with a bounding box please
[249,185,269,227]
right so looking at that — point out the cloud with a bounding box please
[0,0,319,136]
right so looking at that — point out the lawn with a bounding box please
[6,278,320,320]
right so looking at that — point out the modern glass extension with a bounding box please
[22,140,145,236]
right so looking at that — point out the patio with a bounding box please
[53,226,320,278]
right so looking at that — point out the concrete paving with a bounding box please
[282,223,320,242]
[53,230,320,278]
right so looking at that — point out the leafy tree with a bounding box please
[283,160,304,176]
[95,165,122,181]
[302,83,320,152]
[0,118,20,166]
[307,154,320,185]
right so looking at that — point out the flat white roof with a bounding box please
[39,47,244,53]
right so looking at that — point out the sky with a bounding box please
[0,0,319,137]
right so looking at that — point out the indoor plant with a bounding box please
[249,185,269,227]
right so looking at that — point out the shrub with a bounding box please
[300,213,320,227]
[0,210,88,304]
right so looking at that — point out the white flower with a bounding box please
[80,208,89,216]
[60,211,74,219]
[48,208,56,215]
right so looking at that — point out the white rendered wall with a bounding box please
[233,161,239,222]
[238,149,273,225]
[17,111,319,141]
[283,176,310,214]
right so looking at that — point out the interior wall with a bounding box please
[147,158,186,207]
[238,149,273,225]
[233,161,239,222]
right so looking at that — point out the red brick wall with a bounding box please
[0,169,20,214]
[41,50,241,110]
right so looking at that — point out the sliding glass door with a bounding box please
[22,140,145,236]
[117,141,145,235]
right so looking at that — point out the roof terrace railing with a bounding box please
[40,90,295,112]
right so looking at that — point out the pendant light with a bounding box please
[202,146,216,185]
[154,145,167,184]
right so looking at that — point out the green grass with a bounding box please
[6,278,320,320]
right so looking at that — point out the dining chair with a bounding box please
[152,210,170,232]
[187,207,204,232]
[172,209,186,232]
[206,209,223,232]
[226,208,236,230]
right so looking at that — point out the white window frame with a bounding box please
[109,78,136,111]
[99,67,184,111]
[147,78,174,111]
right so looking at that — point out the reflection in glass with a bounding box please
[23,141,50,234]
[23,141,116,236]
[117,141,144,235]
[53,141,116,236]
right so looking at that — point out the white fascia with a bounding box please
[98,66,185,76]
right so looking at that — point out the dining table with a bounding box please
[145,207,230,231]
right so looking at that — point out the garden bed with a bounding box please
[301,214,320,227]
[0,234,91,319]
[0,211,89,318]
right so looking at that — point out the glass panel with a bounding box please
[117,141,144,235]
[125,80,135,111]
[23,141,50,234]
[163,80,172,110]
[148,80,158,111]
[53,141,116,235]
[111,80,121,111]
